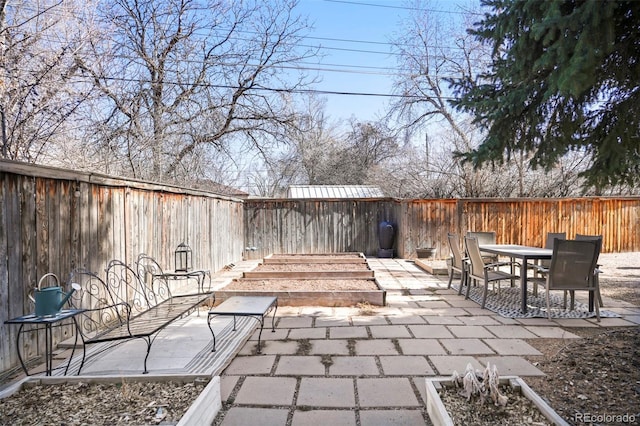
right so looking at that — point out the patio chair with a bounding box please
[466,231,499,264]
[464,236,520,308]
[575,234,604,307]
[447,233,469,295]
[542,238,601,321]
[530,232,567,295]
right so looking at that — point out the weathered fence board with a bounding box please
[0,160,244,376]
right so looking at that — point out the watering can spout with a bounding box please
[57,283,81,310]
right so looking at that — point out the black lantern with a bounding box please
[175,243,192,272]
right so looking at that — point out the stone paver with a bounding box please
[329,326,368,339]
[488,325,538,339]
[250,328,289,341]
[351,316,389,326]
[359,410,426,426]
[422,316,465,325]
[447,325,495,338]
[524,326,581,339]
[415,300,451,309]
[296,378,355,407]
[311,339,350,355]
[329,356,380,376]
[275,356,326,375]
[224,355,276,375]
[368,325,412,338]
[586,317,638,327]
[260,340,299,355]
[221,408,289,426]
[288,327,327,339]
[357,378,420,407]
[429,355,484,375]
[396,338,447,355]
[623,315,640,324]
[478,356,546,376]
[315,318,352,327]
[278,316,314,328]
[234,377,296,405]
[387,315,427,325]
[407,324,455,338]
[420,307,469,316]
[292,410,356,426]
[220,375,239,402]
[379,355,435,375]
[439,338,495,355]
[457,316,502,326]
[354,339,399,355]
[483,339,542,355]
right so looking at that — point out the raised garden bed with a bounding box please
[0,375,221,426]
[262,252,367,264]
[220,253,386,306]
[426,376,569,426]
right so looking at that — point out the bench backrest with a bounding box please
[68,259,171,337]
[68,268,129,338]
[135,254,173,300]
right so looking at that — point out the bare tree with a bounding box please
[0,0,92,161]
[330,119,400,185]
[73,0,316,184]
[388,0,487,150]
[250,94,344,195]
[385,1,598,198]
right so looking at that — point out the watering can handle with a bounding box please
[37,273,60,291]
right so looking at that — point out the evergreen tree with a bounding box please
[451,0,640,191]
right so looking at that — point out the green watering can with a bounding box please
[32,273,80,317]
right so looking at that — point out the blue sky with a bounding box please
[294,0,480,124]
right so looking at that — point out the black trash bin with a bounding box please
[378,220,395,258]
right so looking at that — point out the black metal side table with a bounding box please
[154,269,212,293]
[5,309,86,376]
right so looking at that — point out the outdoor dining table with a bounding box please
[478,244,552,313]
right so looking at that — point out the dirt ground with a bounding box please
[0,380,208,425]
[522,252,640,425]
[524,327,639,425]
[252,262,370,271]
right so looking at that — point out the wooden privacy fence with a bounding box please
[0,160,244,376]
[2,159,639,376]
[243,197,640,259]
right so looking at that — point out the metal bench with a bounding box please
[207,296,278,353]
[69,259,214,374]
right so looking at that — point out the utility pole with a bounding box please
[425,133,430,179]
[0,0,7,158]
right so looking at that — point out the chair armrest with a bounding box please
[528,264,549,274]
[485,260,520,270]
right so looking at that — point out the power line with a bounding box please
[71,74,459,100]
[322,0,483,15]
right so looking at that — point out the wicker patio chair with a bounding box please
[464,236,520,308]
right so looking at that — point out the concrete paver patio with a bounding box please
[215,257,640,425]
[2,257,638,425]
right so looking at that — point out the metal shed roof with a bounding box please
[287,185,384,199]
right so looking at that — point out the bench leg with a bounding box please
[139,336,153,374]
[270,301,278,332]
[207,313,217,352]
